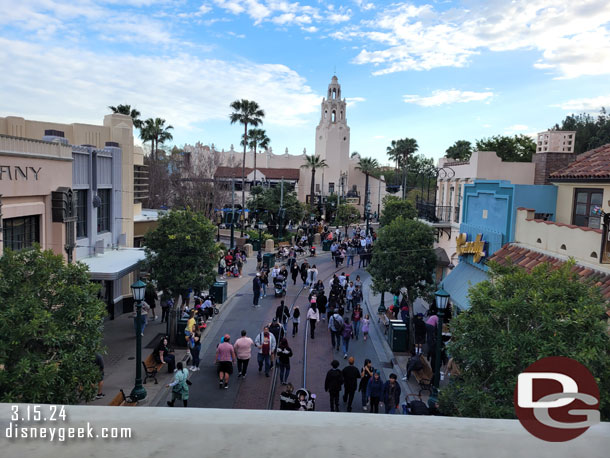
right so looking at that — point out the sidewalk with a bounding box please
[87,252,260,407]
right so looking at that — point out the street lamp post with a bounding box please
[216,213,222,242]
[432,287,450,393]
[377,291,386,315]
[257,219,263,257]
[130,279,148,401]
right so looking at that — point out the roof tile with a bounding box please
[550,143,610,180]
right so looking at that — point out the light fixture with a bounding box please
[435,287,450,311]
[131,279,147,302]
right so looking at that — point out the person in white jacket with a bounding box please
[306,304,320,339]
[254,327,277,377]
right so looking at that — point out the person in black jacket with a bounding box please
[291,263,299,285]
[300,261,309,285]
[316,291,327,322]
[279,383,299,410]
[276,300,290,330]
[324,360,344,412]
[277,338,293,384]
[342,357,361,412]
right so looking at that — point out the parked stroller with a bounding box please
[274,275,287,297]
[295,388,316,411]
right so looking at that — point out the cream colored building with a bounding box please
[0,114,148,318]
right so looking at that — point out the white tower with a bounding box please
[314,76,350,196]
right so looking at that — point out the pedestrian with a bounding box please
[414,313,426,355]
[347,245,355,266]
[403,351,423,382]
[280,383,299,410]
[189,332,201,371]
[215,334,236,389]
[345,282,354,311]
[166,362,189,407]
[366,371,383,413]
[260,271,269,298]
[324,360,344,412]
[307,264,318,286]
[351,306,362,340]
[132,300,150,337]
[236,255,243,277]
[353,275,363,291]
[218,256,226,279]
[292,306,301,337]
[341,318,353,358]
[94,353,105,399]
[252,273,262,307]
[352,286,363,309]
[160,295,171,323]
[382,373,401,414]
[153,336,176,373]
[329,309,344,352]
[234,330,254,378]
[341,356,361,412]
[275,300,290,329]
[300,261,309,285]
[277,338,293,385]
[359,359,374,411]
[425,313,439,356]
[307,304,319,339]
[362,313,371,341]
[316,291,327,322]
[256,251,262,271]
[291,262,299,285]
[255,326,277,377]
[145,282,157,321]
[269,317,284,343]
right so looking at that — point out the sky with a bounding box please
[1,0,609,165]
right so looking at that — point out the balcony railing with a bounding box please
[416,198,458,224]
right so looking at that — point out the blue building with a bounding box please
[442,180,557,311]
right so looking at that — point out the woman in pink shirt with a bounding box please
[216,334,237,389]
[233,330,254,378]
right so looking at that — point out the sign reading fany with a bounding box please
[456,233,486,263]
[0,165,42,181]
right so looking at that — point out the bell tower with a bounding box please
[314,76,350,197]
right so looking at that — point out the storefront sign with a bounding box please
[0,166,42,181]
[456,233,486,263]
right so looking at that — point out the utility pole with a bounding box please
[279,177,284,240]
[230,176,235,250]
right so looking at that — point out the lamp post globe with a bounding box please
[130,279,148,401]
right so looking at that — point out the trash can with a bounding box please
[251,239,261,252]
[322,239,331,251]
[176,318,188,347]
[263,253,275,270]
[388,321,407,352]
[210,281,228,304]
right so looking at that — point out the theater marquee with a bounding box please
[456,233,487,263]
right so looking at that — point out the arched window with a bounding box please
[331,111,336,122]
[324,110,327,119]
[332,88,336,99]
[340,111,343,120]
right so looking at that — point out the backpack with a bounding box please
[332,314,344,333]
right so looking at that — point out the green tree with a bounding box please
[140,117,174,161]
[380,195,416,226]
[241,128,270,184]
[143,209,217,301]
[475,134,535,162]
[108,104,143,129]
[445,140,473,161]
[247,184,304,236]
[367,216,436,301]
[440,261,610,420]
[334,203,361,235]
[386,138,419,169]
[301,154,328,214]
[0,247,106,403]
[324,193,339,222]
[230,99,265,235]
[552,108,610,155]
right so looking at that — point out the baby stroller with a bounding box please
[295,388,316,411]
[402,393,429,415]
[274,275,287,297]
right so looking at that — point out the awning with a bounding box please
[79,248,146,281]
[435,247,450,267]
[441,262,489,311]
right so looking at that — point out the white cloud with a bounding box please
[553,95,610,112]
[302,26,318,33]
[505,124,529,132]
[338,0,610,78]
[346,97,366,107]
[0,38,321,129]
[403,89,494,106]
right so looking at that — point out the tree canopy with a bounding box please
[143,208,218,298]
[551,108,610,155]
[440,261,610,421]
[0,247,106,403]
[247,183,304,236]
[367,216,436,300]
[380,195,416,226]
[445,140,473,161]
[334,203,361,232]
[475,134,536,162]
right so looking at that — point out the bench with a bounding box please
[412,355,434,396]
[142,353,164,384]
[108,389,137,407]
[378,313,390,335]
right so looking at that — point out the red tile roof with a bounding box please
[489,244,610,316]
[550,143,610,180]
[215,166,300,180]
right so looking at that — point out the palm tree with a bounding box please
[356,156,380,234]
[301,154,328,215]
[230,99,265,235]
[108,104,144,129]
[386,138,418,198]
[241,128,270,185]
[140,118,173,161]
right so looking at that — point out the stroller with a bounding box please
[274,274,287,297]
[402,393,429,415]
[295,388,316,411]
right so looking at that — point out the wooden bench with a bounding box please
[412,355,434,396]
[142,353,164,385]
[108,389,137,407]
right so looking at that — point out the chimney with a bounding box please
[43,129,69,145]
[533,130,577,185]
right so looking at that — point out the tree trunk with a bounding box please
[241,124,247,236]
[310,169,316,215]
[253,144,257,184]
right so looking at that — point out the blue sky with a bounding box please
[1,0,609,164]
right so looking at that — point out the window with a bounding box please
[329,183,335,194]
[454,185,461,223]
[572,188,603,229]
[331,111,336,122]
[3,215,40,251]
[97,189,111,233]
[76,189,88,238]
